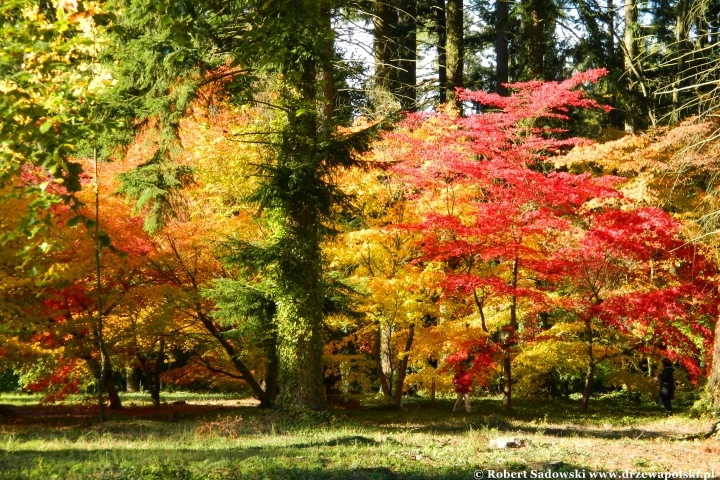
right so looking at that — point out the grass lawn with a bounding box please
[0,392,718,479]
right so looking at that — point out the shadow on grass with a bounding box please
[335,397,685,439]
[0,395,689,442]
[0,446,591,480]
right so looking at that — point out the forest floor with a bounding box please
[0,392,718,479]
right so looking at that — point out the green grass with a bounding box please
[1,393,718,479]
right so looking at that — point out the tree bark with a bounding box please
[375,323,393,401]
[623,0,638,132]
[321,0,334,122]
[673,0,689,119]
[147,338,165,408]
[396,0,417,111]
[85,356,122,410]
[502,256,519,409]
[264,328,279,404]
[524,0,548,79]
[706,317,720,407]
[445,0,464,108]
[436,0,447,103]
[126,367,140,392]
[580,320,595,412]
[373,0,396,111]
[195,309,272,407]
[392,323,415,408]
[496,0,509,96]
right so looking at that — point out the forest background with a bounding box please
[2,0,720,419]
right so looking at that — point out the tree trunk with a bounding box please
[445,0,463,108]
[264,328,279,405]
[623,0,638,133]
[706,317,720,407]
[436,0,447,104]
[396,0,417,111]
[104,360,122,410]
[581,321,595,412]
[375,323,393,401]
[496,0,509,96]
[321,0,334,122]
[430,378,436,406]
[501,257,519,409]
[85,356,122,410]
[373,0,396,112]
[392,324,415,408]
[148,338,165,408]
[273,25,331,409]
[196,309,272,407]
[673,0,689,119]
[105,373,122,410]
[126,367,140,392]
[524,0,548,79]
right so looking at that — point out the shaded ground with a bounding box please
[0,393,718,479]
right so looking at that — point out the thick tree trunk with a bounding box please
[524,0,548,79]
[436,0,447,103]
[623,0,638,133]
[392,324,415,408]
[375,323,393,401]
[445,0,463,108]
[396,0,417,111]
[106,374,122,410]
[126,367,140,392]
[706,317,720,406]
[264,329,279,405]
[496,0,509,96]
[373,0,396,111]
[274,19,332,409]
[85,356,122,410]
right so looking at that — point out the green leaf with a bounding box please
[39,120,53,133]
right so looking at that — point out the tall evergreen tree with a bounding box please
[103,0,368,412]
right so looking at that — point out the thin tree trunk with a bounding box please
[606,0,624,127]
[392,323,415,408]
[436,0,447,104]
[195,309,272,407]
[321,0,334,122]
[496,0,509,96]
[502,256,519,409]
[581,320,595,412]
[706,317,720,406]
[446,0,463,108]
[149,338,165,408]
[93,146,111,421]
[673,0,689,119]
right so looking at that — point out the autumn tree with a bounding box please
[557,119,720,408]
